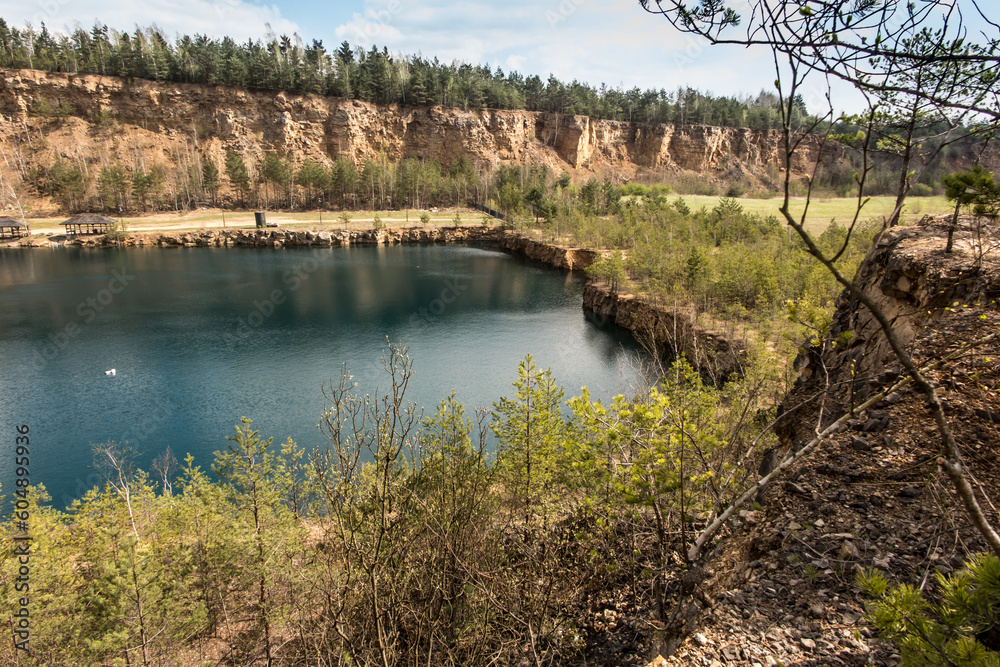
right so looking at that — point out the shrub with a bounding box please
[30,97,75,118]
[93,109,117,128]
[104,218,128,245]
[858,553,1000,666]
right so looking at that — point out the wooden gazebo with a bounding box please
[61,214,115,235]
[0,217,28,239]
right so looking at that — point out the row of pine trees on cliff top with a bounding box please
[0,17,808,129]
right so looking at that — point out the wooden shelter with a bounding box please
[61,214,115,235]
[0,217,28,239]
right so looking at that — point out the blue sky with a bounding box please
[2,0,861,113]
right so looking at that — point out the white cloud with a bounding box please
[329,0,786,98]
[4,0,298,42]
[505,55,526,72]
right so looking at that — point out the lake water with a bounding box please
[0,244,649,509]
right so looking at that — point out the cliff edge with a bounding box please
[654,215,1000,665]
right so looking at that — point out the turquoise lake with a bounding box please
[0,244,650,508]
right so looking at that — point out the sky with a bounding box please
[0,0,867,114]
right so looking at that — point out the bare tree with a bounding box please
[94,441,141,540]
[640,0,1000,120]
[92,441,153,666]
[643,0,999,553]
[635,0,1000,655]
[151,446,179,496]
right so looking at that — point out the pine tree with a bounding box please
[213,418,287,666]
[224,150,250,208]
[859,554,1000,666]
[202,158,219,205]
[491,355,569,526]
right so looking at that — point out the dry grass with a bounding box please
[19,208,488,235]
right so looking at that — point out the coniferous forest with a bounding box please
[0,17,808,129]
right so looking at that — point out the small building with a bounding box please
[61,214,115,235]
[0,217,28,239]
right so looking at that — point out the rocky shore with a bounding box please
[9,224,749,377]
[582,283,749,381]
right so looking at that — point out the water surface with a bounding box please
[0,245,649,508]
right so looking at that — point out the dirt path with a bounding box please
[15,207,488,236]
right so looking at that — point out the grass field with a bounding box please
[14,195,954,236]
[678,194,953,232]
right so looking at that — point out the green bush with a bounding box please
[858,553,1000,666]
[586,251,627,290]
[725,181,746,198]
[30,97,75,118]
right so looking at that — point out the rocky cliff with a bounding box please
[652,215,1000,666]
[776,214,1000,448]
[0,68,833,213]
[582,283,749,381]
[31,225,597,268]
[53,225,502,248]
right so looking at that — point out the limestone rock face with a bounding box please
[64,225,506,248]
[0,68,836,213]
[581,283,748,381]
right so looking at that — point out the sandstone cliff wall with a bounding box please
[0,68,834,214]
